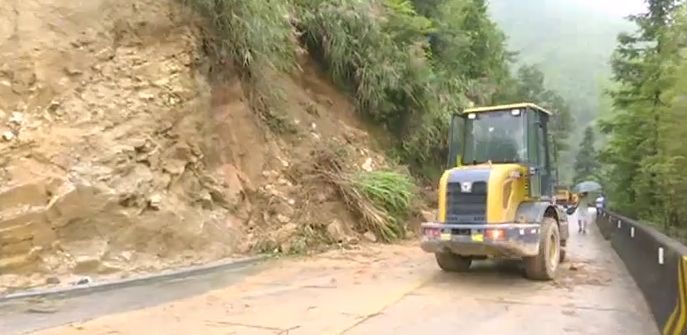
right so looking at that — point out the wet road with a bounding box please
[3,211,658,335]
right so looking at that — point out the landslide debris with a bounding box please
[0,0,418,293]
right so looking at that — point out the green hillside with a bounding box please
[488,0,639,180]
[489,0,637,123]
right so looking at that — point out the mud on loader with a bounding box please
[420,103,569,280]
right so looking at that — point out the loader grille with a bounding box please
[445,181,487,224]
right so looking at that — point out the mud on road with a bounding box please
[4,217,657,335]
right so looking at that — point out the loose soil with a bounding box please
[0,0,406,294]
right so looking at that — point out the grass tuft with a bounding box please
[181,0,298,133]
[181,0,296,76]
[313,145,414,242]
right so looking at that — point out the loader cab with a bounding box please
[447,103,555,199]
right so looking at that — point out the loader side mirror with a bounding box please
[528,166,538,175]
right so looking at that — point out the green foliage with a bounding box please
[350,170,415,240]
[489,0,635,129]
[489,0,637,182]
[493,64,574,180]
[181,0,297,133]
[184,0,574,182]
[426,0,512,98]
[600,0,687,233]
[352,170,415,220]
[295,0,451,169]
[572,126,601,184]
[295,0,431,122]
[313,146,414,242]
[182,0,295,79]
[296,0,547,175]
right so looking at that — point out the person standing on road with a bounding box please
[595,194,605,216]
[576,192,591,234]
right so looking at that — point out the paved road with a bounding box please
[4,211,658,335]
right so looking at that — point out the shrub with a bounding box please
[313,146,414,242]
[182,0,295,77]
[294,0,478,176]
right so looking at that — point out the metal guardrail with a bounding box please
[597,209,687,335]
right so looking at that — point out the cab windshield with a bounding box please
[462,111,527,164]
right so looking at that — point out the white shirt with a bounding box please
[595,196,605,207]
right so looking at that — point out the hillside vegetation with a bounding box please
[490,0,637,124]
[599,0,687,240]
[489,0,637,181]
[192,0,575,177]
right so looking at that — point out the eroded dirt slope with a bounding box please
[0,0,393,292]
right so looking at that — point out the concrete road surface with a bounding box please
[4,210,658,335]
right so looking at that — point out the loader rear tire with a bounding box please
[524,217,560,281]
[435,253,472,272]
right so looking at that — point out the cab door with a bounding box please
[526,109,543,198]
[446,113,465,169]
[540,113,553,197]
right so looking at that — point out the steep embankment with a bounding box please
[0,0,401,292]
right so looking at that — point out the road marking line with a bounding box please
[665,257,687,335]
[672,257,687,335]
[205,320,286,331]
[659,262,682,335]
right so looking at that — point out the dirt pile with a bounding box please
[0,0,399,292]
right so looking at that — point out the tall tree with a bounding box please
[573,126,600,184]
[600,0,683,221]
[645,4,687,232]
[494,64,574,174]
[413,0,513,105]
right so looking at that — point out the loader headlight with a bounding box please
[423,227,441,239]
[486,228,506,241]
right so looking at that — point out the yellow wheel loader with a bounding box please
[420,103,569,280]
[554,185,574,207]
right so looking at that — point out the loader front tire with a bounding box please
[435,253,472,272]
[524,217,560,281]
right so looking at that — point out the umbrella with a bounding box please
[573,180,602,194]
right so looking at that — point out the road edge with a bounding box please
[0,255,266,303]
